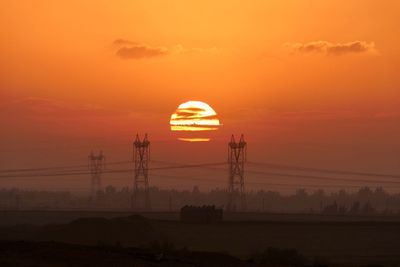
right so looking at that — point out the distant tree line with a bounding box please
[1,186,400,214]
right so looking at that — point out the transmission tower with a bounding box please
[88,151,105,199]
[227,134,247,211]
[132,133,151,210]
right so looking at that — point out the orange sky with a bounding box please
[1,0,400,192]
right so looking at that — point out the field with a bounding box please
[2,210,400,225]
[1,210,400,266]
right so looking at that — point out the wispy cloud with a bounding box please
[0,97,125,118]
[113,40,169,59]
[374,111,400,120]
[278,110,361,120]
[284,41,377,56]
[113,39,218,60]
[113,39,138,46]
[0,97,165,137]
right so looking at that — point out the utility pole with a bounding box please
[227,134,247,212]
[132,134,151,210]
[88,151,105,200]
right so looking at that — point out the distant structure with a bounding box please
[180,205,223,223]
[132,134,151,210]
[88,151,106,199]
[322,201,375,215]
[227,134,247,211]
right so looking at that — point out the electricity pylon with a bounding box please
[227,134,247,211]
[132,133,151,210]
[88,151,105,199]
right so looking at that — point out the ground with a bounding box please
[1,211,400,266]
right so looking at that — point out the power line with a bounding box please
[151,160,400,185]
[0,161,132,174]
[149,173,392,189]
[0,162,227,179]
[244,169,400,185]
[4,170,400,191]
[2,159,400,188]
[247,161,400,179]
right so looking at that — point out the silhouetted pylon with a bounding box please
[132,133,151,210]
[88,151,105,199]
[227,134,247,211]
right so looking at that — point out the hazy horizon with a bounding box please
[1,0,400,194]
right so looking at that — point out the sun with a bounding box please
[170,100,221,141]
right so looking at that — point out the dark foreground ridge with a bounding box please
[0,240,244,267]
[0,240,391,267]
[1,214,400,266]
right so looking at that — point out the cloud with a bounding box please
[0,97,165,137]
[0,97,125,118]
[284,41,377,56]
[113,39,218,60]
[279,110,361,120]
[113,39,138,46]
[113,40,169,59]
[373,112,400,120]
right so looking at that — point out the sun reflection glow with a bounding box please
[177,137,211,142]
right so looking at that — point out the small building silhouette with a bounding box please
[180,205,223,223]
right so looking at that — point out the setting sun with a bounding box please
[170,101,220,141]
[170,101,220,131]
